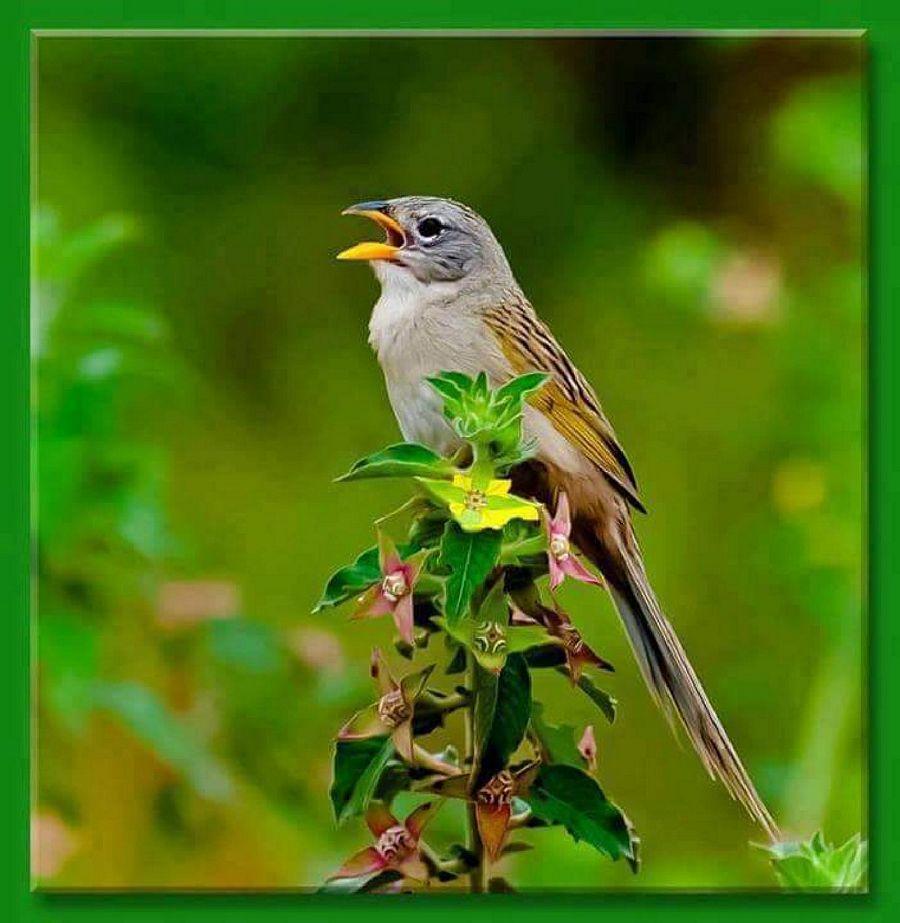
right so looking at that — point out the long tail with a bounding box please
[580,523,781,840]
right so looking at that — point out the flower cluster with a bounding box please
[315,372,637,893]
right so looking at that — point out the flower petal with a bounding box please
[451,473,474,492]
[547,554,566,591]
[484,479,512,497]
[479,504,537,531]
[566,650,585,683]
[512,758,542,794]
[404,550,429,587]
[561,555,603,587]
[552,491,572,536]
[573,640,615,673]
[339,702,390,740]
[399,663,435,703]
[391,721,414,764]
[426,773,471,800]
[393,594,415,646]
[353,585,395,620]
[476,802,512,861]
[486,493,540,515]
[377,530,403,576]
[331,846,386,880]
[404,800,440,840]
[365,802,399,838]
[370,647,397,696]
[396,853,430,882]
[416,477,467,508]
[578,725,598,771]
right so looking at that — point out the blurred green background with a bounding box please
[32,35,864,891]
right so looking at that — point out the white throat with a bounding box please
[364,261,485,454]
[367,262,460,361]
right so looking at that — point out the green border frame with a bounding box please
[3,0,893,918]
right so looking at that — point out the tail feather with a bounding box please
[601,540,780,840]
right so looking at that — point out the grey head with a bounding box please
[337,195,515,289]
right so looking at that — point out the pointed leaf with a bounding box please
[438,522,502,626]
[314,546,381,612]
[426,374,467,405]
[338,443,454,482]
[524,764,638,867]
[315,541,421,612]
[330,736,395,823]
[567,671,617,724]
[436,370,475,390]
[495,371,550,405]
[475,653,532,787]
[530,701,585,768]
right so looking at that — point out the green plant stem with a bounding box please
[464,652,486,893]
[468,441,495,489]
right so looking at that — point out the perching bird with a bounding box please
[337,195,779,840]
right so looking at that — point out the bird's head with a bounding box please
[337,196,514,291]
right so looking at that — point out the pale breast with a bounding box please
[368,280,596,481]
[369,281,494,454]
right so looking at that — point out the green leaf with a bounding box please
[439,522,502,626]
[473,666,498,783]
[530,701,585,768]
[338,442,454,482]
[761,831,867,891]
[495,371,550,405]
[407,508,450,550]
[314,539,422,613]
[475,653,532,787]
[524,764,638,867]
[313,546,381,612]
[426,374,467,406]
[329,736,395,824]
[569,672,617,724]
[436,370,475,390]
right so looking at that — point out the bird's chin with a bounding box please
[372,258,415,287]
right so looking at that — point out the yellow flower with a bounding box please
[416,473,539,532]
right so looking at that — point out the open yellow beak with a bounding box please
[337,208,406,261]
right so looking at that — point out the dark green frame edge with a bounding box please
[1,0,893,919]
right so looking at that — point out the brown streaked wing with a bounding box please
[484,298,646,513]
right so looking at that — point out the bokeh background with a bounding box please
[32,35,864,890]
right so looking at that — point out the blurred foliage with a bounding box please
[32,36,863,890]
[762,831,867,892]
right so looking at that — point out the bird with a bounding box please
[337,195,779,840]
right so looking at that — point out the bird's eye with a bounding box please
[417,217,443,240]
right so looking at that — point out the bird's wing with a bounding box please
[484,297,646,513]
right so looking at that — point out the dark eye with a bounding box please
[417,217,443,239]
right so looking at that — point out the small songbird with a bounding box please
[338,195,779,839]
